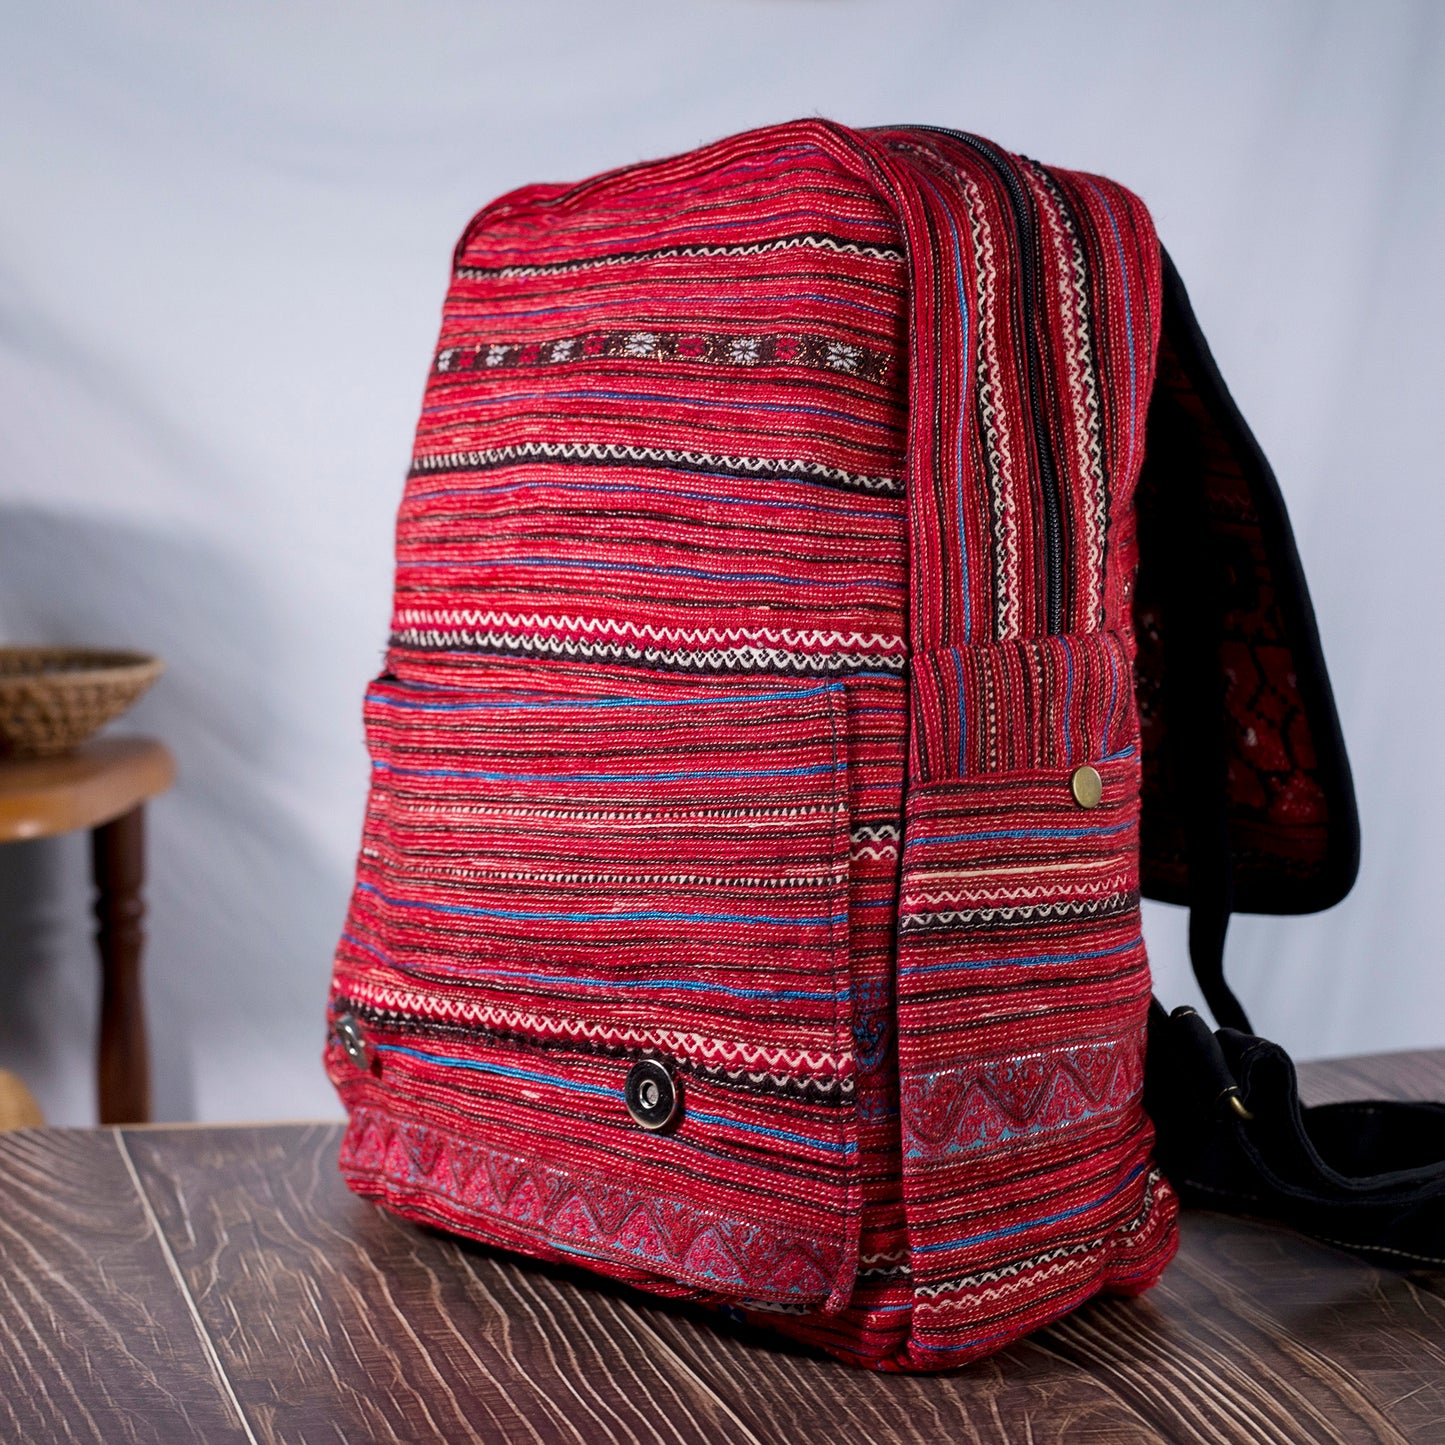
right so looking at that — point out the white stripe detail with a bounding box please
[456,232,906,280]
[410,442,904,495]
[390,629,906,673]
[392,610,906,657]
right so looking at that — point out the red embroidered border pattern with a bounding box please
[328,120,1178,1370]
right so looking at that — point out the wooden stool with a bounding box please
[0,1069,43,1130]
[0,739,175,1124]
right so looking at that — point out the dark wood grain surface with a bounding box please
[0,1129,252,1444]
[1,1052,1442,1444]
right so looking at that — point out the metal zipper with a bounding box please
[888,126,1066,634]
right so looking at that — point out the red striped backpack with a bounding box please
[326,120,1445,1371]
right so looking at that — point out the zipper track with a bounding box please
[889,126,1066,635]
[331,996,855,1105]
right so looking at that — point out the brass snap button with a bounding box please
[625,1059,680,1131]
[333,1011,370,1069]
[1070,764,1103,809]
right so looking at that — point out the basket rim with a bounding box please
[0,647,164,686]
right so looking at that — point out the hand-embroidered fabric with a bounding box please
[325,120,1361,1369]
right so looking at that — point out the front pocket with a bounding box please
[328,669,861,1308]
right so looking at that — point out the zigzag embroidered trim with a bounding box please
[962,162,1020,641]
[407,443,905,496]
[337,980,855,1079]
[686,1065,853,1103]
[341,1106,848,1302]
[897,890,1140,933]
[913,1169,1170,1303]
[859,1246,912,1281]
[1022,158,1107,627]
[390,610,907,659]
[389,629,907,675]
[454,231,907,279]
[901,1032,1147,1161]
[899,865,1133,899]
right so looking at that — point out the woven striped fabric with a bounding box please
[327,119,1179,1370]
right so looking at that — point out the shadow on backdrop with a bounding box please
[0,507,349,1123]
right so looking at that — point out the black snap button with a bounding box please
[333,1011,370,1069]
[625,1059,680,1131]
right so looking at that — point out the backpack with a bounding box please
[325,119,1445,1372]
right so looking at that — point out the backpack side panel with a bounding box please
[811,134,1178,1369]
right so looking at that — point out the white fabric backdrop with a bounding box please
[2,1,1442,1124]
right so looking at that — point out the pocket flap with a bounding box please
[330,671,861,1307]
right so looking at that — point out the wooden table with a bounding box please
[0,737,175,1123]
[1,1051,1441,1444]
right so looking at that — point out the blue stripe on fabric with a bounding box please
[374,1045,855,1156]
[898,934,1142,979]
[904,817,1135,849]
[342,931,401,972]
[369,683,843,713]
[339,931,848,1001]
[395,557,904,590]
[372,759,842,784]
[374,1043,616,1098]
[356,883,846,933]
[410,478,898,520]
[913,1162,1147,1254]
[686,1109,856,1156]
[420,390,901,434]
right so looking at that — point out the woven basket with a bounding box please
[0,648,164,758]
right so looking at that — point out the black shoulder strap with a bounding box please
[1145,1002,1445,1267]
[1137,251,1360,923]
[1141,252,1445,1267]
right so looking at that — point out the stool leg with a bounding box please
[93,805,151,1124]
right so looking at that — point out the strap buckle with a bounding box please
[1166,1006,1254,1125]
